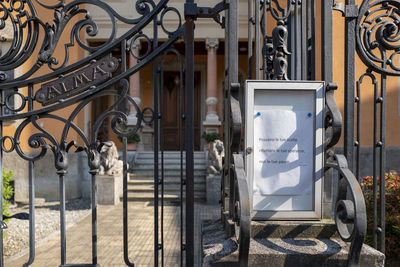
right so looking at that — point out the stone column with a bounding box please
[127,39,141,126]
[203,38,221,132]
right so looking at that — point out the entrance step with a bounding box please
[127,183,206,192]
[134,158,207,165]
[125,151,207,202]
[202,220,385,267]
[128,177,206,185]
[136,151,206,159]
[250,220,338,239]
[124,192,206,202]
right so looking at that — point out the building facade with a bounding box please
[1,0,400,203]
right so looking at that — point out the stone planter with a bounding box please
[127,143,137,151]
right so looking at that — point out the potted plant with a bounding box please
[118,132,140,151]
[202,132,220,150]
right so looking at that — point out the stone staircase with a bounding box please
[124,151,207,202]
[202,217,385,266]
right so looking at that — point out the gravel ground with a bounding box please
[3,198,90,258]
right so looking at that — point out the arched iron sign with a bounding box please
[0,0,228,266]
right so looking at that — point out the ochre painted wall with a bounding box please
[4,1,400,151]
[3,2,86,151]
[332,0,400,147]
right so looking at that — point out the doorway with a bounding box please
[162,71,201,150]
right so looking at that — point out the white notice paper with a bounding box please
[253,110,313,196]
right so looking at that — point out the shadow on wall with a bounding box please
[3,151,90,203]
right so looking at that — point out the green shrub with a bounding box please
[2,169,13,220]
[361,171,400,259]
[118,132,140,144]
[202,132,220,143]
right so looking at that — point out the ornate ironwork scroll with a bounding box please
[325,154,367,267]
[260,0,293,80]
[0,0,228,266]
[329,0,392,262]
[354,0,394,255]
[250,0,315,81]
[356,0,400,76]
[232,154,250,267]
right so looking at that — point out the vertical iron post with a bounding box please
[344,0,356,172]
[301,0,307,80]
[223,8,230,214]
[309,0,316,80]
[294,0,300,80]
[160,66,165,267]
[91,173,97,264]
[323,0,333,88]
[248,0,253,79]
[379,74,386,253]
[121,39,134,267]
[59,172,66,265]
[153,18,160,265]
[255,0,260,79]
[228,0,238,218]
[373,79,378,249]
[23,161,35,267]
[184,1,195,264]
[322,0,334,220]
[24,84,35,267]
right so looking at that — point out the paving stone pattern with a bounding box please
[6,202,220,267]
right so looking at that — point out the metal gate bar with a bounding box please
[0,1,227,266]
[184,4,195,263]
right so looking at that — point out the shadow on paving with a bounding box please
[6,201,220,267]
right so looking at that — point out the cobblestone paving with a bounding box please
[6,201,220,267]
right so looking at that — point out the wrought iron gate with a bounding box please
[0,0,229,266]
[0,0,395,266]
[221,1,392,266]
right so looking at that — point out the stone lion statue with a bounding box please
[98,141,124,175]
[207,140,224,174]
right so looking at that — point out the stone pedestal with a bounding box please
[96,174,123,205]
[206,174,221,204]
[141,114,154,151]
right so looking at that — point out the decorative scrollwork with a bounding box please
[326,154,367,267]
[0,135,15,153]
[160,6,182,36]
[229,92,242,153]
[0,1,39,74]
[0,0,165,83]
[232,154,250,267]
[0,71,151,173]
[4,91,26,112]
[129,34,151,60]
[324,83,342,153]
[223,82,250,266]
[266,0,294,21]
[356,0,400,76]
[261,1,292,80]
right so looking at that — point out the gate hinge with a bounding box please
[184,2,198,19]
[333,1,358,18]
